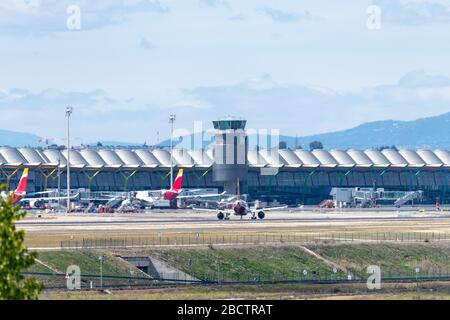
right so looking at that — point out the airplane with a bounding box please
[134,169,226,205]
[194,178,287,220]
[0,168,29,204]
[21,192,81,209]
[0,168,80,209]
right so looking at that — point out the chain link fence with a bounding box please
[25,269,450,290]
[60,231,450,249]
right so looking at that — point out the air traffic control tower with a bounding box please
[212,118,249,195]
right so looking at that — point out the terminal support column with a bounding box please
[39,167,59,191]
[304,170,316,187]
[82,169,102,191]
[408,170,422,192]
[120,170,137,192]
[0,168,20,192]
[337,169,353,187]
[157,170,173,189]
[191,169,211,188]
[442,173,450,205]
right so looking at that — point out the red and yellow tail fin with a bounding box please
[15,168,28,196]
[171,169,184,192]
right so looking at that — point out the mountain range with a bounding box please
[162,112,450,150]
[281,112,450,150]
[0,129,43,148]
[1,112,449,150]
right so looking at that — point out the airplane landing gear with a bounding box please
[218,212,231,220]
[257,211,265,220]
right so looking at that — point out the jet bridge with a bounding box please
[330,187,424,208]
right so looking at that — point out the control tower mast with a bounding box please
[212,118,248,195]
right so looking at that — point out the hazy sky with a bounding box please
[1,0,450,144]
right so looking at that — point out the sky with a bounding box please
[1,0,450,145]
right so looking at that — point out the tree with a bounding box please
[377,145,398,151]
[278,141,287,149]
[309,141,324,150]
[0,184,42,300]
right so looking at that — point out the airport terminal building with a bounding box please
[0,145,449,205]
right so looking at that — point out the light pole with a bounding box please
[415,267,420,299]
[57,156,61,212]
[66,106,73,214]
[169,114,176,189]
[99,255,103,289]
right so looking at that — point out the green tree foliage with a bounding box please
[309,141,324,150]
[377,145,398,151]
[0,184,42,300]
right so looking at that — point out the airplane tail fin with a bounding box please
[14,168,28,197]
[171,169,184,192]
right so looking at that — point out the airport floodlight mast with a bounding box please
[57,156,61,211]
[99,256,104,289]
[66,106,73,214]
[169,114,176,190]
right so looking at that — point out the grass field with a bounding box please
[31,250,139,276]
[113,242,450,282]
[137,245,342,282]
[26,261,55,274]
[307,243,450,279]
[27,242,450,299]
[39,282,450,300]
[24,250,145,289]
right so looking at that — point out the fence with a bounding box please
[25,270,450,290]
[60,231,450,249]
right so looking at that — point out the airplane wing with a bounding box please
[255,205,289,211]
[177,191,227,199]
[191,207,236,216]
[190,207,216,212]
[27,190,58,195]
[20,193,80,202]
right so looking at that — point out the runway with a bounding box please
[19,209,450,235]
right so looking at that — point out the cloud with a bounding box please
[140,37,156,50]
[0,87,161,142]
[0,0,170,35]
[262,7,312,23]
[185,72,450,135]
[2,71,450,142]
[373,0,450,25]
[0,87,146,114]
[398,70,450,88]
[229,14,244,21]
[199,0,228,8]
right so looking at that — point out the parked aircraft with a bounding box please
[0,168,29,204]
[134,169,225,205]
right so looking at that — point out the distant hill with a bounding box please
[1,112,449,150]
[0,129,43,147]
[160,112,450,150]
[86,141,147,148]
[292,112,450,150]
